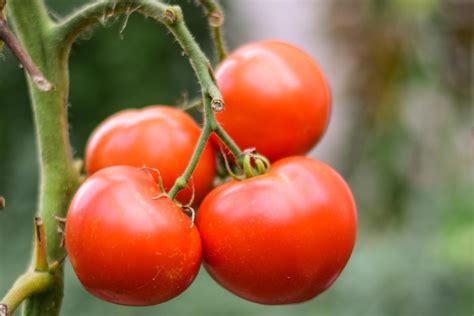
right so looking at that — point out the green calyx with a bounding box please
[241,148,271,179]
[223,148,271,181]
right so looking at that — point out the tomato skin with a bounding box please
[196,156,356,305]
[85,106,216,205]
[65,166,202,306]
[215,40,331,162]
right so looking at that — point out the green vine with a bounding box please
[197,0,228,63]
[0,0,240,315]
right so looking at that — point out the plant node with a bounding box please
[175,177,187,190]
[211,99,224,112]
[164,6,180,25]
[0,303,7,316]
[208,11,223,27]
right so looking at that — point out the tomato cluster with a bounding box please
[65,40,357,306]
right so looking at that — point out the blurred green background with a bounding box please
[1,0,472,315]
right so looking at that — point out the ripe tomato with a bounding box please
[85,106,216,205]
[215,40,331,162]
[65,166,202,306]
[196,156,356,304]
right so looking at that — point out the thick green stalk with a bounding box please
[7,1,79,315]
[8,0,79,263]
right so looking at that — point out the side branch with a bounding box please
[57,0,157,45]
[57,0,222,102]
[1,272,54,316]
[57,0,238,199]
[197,0,227,62]
[0,217,53,315]
[0,17,52,91]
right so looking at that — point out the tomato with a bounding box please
[65,166,202,306]
[215,40,331,162]
[196,156,356,304]
[85,106,216,205]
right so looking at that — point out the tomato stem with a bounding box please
[0,218,55,315]
[4,0,80,313]
[168,125,212,199]
[197,0,228,63]
[168,93,244,199]
[1,272,54,316]
[213,125,242,157]
[0,17,52,91]
[180,98,202,112]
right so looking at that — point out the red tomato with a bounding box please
[215,40,331,162]
[196,156,356,304]
[65,166,202,306]
[85,106,216,205]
